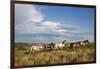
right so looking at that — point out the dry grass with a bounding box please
[15,43,95,66]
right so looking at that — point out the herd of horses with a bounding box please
[29,40,89,53]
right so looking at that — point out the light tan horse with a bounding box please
[30,43,44,53]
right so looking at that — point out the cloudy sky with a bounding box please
[15,3,95,43]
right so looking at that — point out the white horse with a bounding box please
[55,40,66,49]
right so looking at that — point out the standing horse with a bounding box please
[30,43,44,53]
[55,40,66,49]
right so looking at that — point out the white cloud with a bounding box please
[15,4,43,23]
[15,4,44,33]
[42,21,60,32]
[15,4,94,42]
[15,4,80,35]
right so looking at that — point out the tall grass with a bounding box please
[15,43,95,66]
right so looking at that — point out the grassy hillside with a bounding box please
[15,43,95,66]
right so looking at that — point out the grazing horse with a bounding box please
[55,40,66,49]
[75,42,81,47]
[80,40,89,46]
[30,43,44,53]
[69,41,81,48]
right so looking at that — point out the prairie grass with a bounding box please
[15,43,95,66]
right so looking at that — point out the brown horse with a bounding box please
[80,40,89,46]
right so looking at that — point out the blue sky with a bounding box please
[15,4,95,43]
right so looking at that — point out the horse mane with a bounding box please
[62,40,66,44]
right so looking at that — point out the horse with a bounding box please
[55,40,66,49]
[29,43,44,53]
[69,41,81,48]
[80,40,89,46]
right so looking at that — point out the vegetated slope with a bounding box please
[15,42,95,66]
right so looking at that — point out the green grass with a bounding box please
[15,43,95,66]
